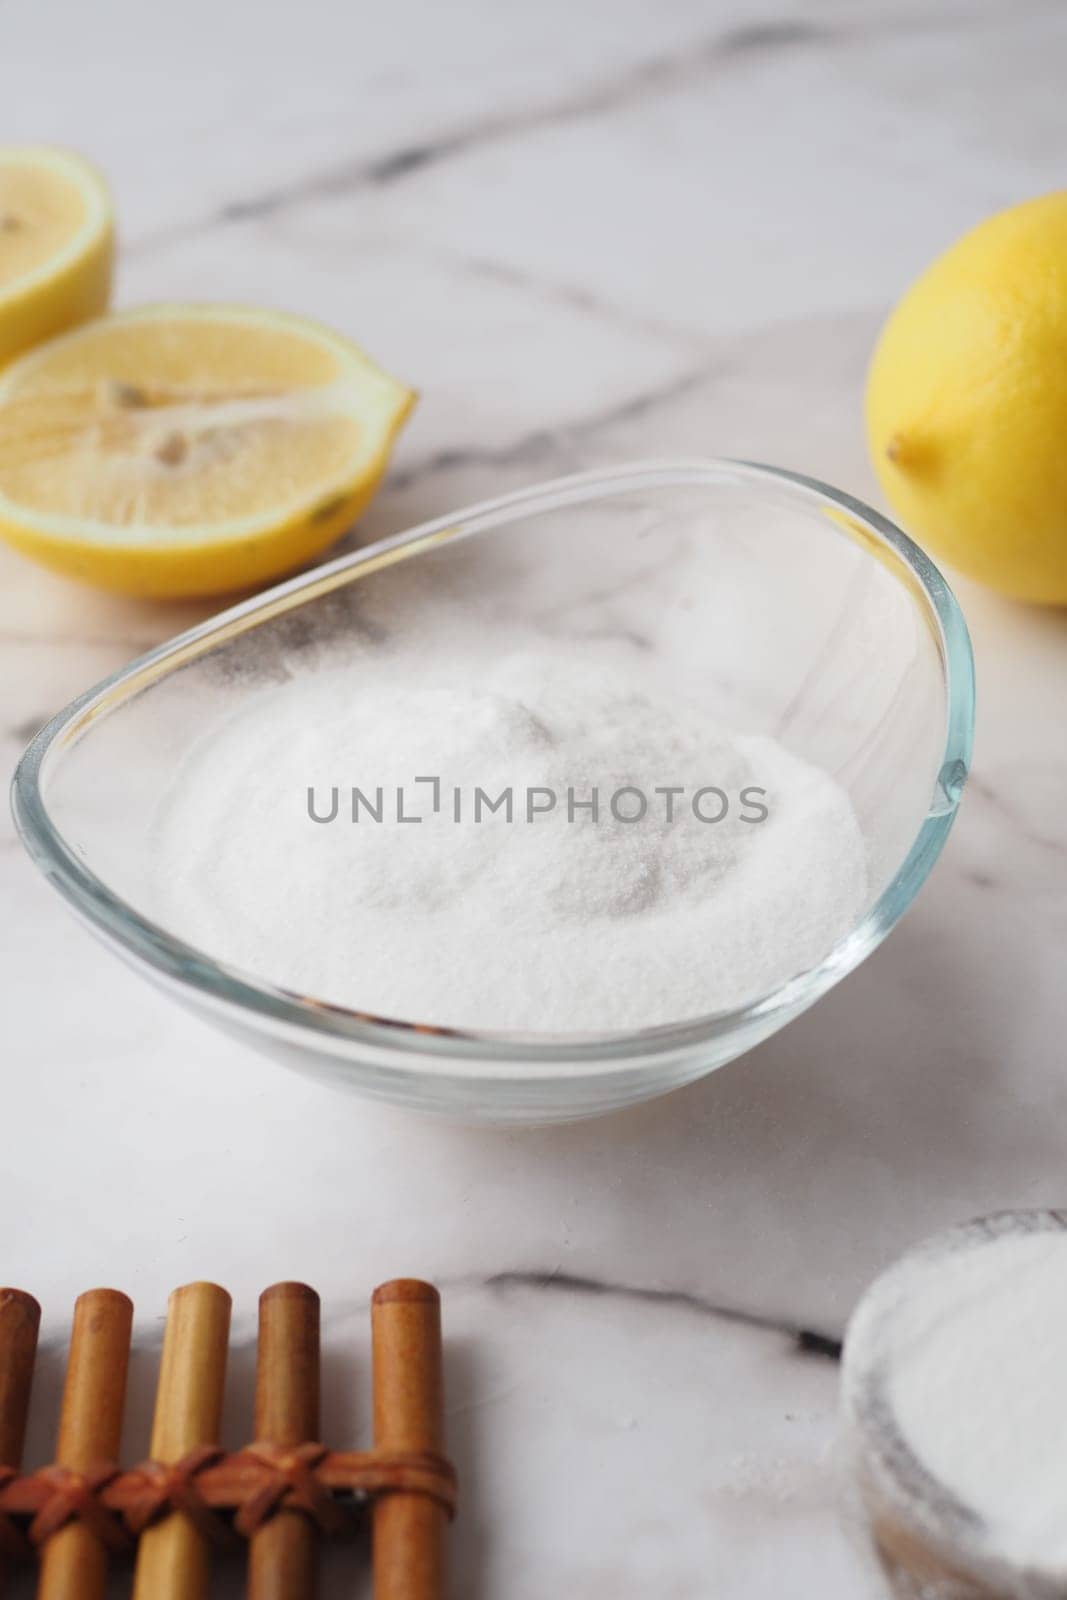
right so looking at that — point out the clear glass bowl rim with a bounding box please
[11,458,975,1076]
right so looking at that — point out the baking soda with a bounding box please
[150,644,868,1033]
[848,1222,1067,1577]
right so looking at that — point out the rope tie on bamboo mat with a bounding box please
[26,1464,130,1553]
[231,1444,456,1529]
[124,1445,238,1549]
[233,1442,346,1537]
[0,1443,457,1555]
[0,1467,31,1561]
[337,1447,458,1517]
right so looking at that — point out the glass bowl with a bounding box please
[11,461,974,1124]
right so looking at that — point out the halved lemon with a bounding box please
[0,304,415,596]
[0,146,113,367]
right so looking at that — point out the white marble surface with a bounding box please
[3,1,1067,1594]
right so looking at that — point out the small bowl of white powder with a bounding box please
[13,460,974,1121]
[842,1211,1067,1600]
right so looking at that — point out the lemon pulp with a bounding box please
[0,304,414,596]
[0,146,113,366]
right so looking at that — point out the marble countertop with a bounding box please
[3,1,1067,1594]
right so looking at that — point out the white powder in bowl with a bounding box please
[149,643,868,1033]
[843,1215,1067,1586]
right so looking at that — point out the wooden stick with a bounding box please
[371,1281,446,1600]
[37,1288,132,1600]
[249,1283,320,1600]
[0,1289,40,1474]
[132,1281,231,1600]
[0,1288,40,1595]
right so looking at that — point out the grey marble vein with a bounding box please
[457,255,716,354]
[966,772,1065,857]
[135,21,830,247]
[388,364,715,495]
[486,1269,844,1360]
[127,0,1062,261]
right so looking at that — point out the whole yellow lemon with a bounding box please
[866,191,1067,604]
